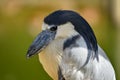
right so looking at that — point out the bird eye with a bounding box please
[50,26,57,31]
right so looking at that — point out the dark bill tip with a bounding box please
[26,54,30,59]
[26,45,39,58]
[26,50,34,59]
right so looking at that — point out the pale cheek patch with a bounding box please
[55,22,78,39]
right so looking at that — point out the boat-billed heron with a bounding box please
[27,10,116,80]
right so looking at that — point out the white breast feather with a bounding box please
[60,37,116,80]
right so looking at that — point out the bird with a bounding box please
[27,10,116,80]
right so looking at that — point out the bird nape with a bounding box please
[27,10,116,80]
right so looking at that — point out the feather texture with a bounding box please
[60,35,116,80]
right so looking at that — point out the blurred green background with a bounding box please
[0,0,120,80]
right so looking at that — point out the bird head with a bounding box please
[27,10,98,58]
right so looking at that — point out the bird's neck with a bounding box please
[38,38,65,80]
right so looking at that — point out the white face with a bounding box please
[42,22,79,39]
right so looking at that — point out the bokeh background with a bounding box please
[0,0,120,80]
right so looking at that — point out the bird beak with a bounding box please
[26,30,56,58]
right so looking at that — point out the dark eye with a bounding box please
[50,26,57,31]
